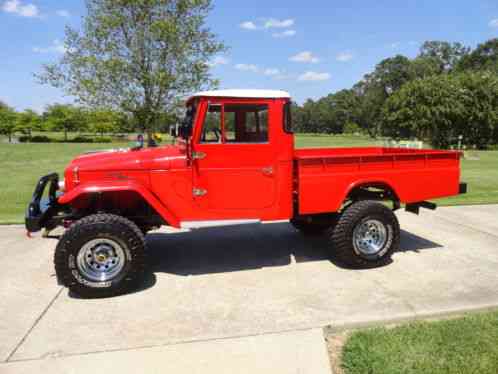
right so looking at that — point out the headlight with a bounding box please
[58,179,66,192]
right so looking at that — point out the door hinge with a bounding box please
[193,188,207,197]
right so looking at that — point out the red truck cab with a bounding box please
[26,89,466,297]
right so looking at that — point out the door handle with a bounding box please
[192,151,206,160]
[261,166,274,176]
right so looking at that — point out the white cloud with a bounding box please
[235,63,259,73]
[56,9,70,18]
[489,19,498,28]
[336,52,353,62]
[264,68,281,76]
[207,56,230,67]
[33,39,66,54]
[389,42,400,49]
[290,51,320,63]
[272,30,296,38]
[298,71,331,82]
[2,0,39,17]
[264,18,294,28]
[240,21,258,30]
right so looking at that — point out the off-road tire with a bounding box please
[54,214,147,298]
[329,200,399,268]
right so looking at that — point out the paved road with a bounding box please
[1,204,498,373]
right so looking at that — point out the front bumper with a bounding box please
[25,173,61,232]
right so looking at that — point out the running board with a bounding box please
[180,219,261,229]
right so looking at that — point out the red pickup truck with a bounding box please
[26,90,466,297]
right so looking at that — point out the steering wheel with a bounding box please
[202,128,221,142]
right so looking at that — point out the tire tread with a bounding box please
[54,213,146,298]
[329,200,400,268]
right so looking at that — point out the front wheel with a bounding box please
[329,201,399,268]
[54,214,147,298]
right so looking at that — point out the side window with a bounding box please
[201,104,222,143]
[224,104,269,143]
[283,101,293,134]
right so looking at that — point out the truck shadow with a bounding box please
[145,223,443,276]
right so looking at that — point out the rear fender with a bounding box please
[58,181,180,227]
[345,179,400,203]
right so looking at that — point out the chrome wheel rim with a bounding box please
[353,219,388,256]
[76,238,126,282]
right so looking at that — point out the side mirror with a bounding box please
[169,125,177,138]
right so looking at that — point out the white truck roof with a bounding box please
[189,89,291,100]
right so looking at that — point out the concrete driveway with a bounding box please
[1,204,498,373]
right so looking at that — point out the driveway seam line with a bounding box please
[7,302,498,364]
[5,287,64,363]
[6,325,322,363]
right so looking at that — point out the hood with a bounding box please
[68,145,187,172]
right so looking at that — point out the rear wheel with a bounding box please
[329,200,399,268]
[54,214,146,298]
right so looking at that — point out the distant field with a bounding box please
[0,134,496,223]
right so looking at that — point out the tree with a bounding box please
[373,55,414,96]
[409,56,441,79]
[88,109,120,137]
[37,0,225,143]
[456,71,498,148]
[419,41,470,73]
[17,109,42,140]
[43,104,87,141]
[457,38,498,73]
[382,72,498,149]
[0,102,18,143]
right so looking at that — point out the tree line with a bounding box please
[0,103,139,142]
[1,0,496,149]
[293,38,498,149]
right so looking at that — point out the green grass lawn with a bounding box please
[339,311,498,374]
[0,142,129,224]
[0,134,497,223]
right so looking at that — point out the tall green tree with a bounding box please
[374,55,414,95]
[382,72,498,149]
[457,38,498,73]
[37,0,225,142]
[419,41,470,73]
[0,101,18,143]
[17,109,42,140]
[43,104,87,141]
[88,109,120,137]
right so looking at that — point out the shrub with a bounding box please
[29,135,53,143]
[343,122,361,134]
[94,137,112,143]
[69,136,93,143]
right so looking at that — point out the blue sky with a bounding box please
[0,0,497,111]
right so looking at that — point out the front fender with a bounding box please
[58,180,180,227]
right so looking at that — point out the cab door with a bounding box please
[191,100,279,218]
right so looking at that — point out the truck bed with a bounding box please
[293,147,462,215]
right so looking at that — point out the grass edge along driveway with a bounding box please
[327,310,498,374]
